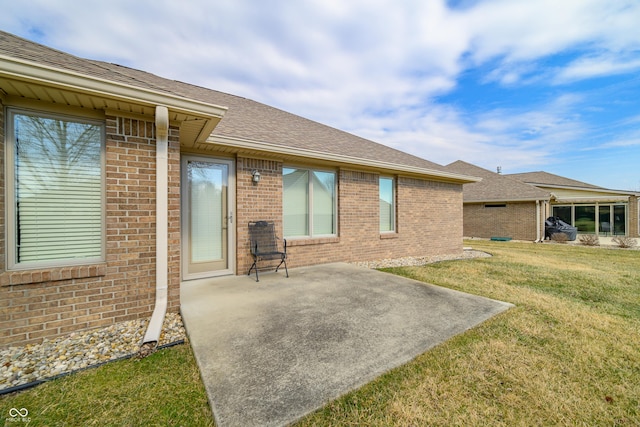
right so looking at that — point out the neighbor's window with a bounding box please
[7,109,104,269]
[379,176,395,232]
[283,167,336,238]
[552,205,572,224]
[552,204,626,235]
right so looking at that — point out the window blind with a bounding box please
[283,168,309,237]
[14,113,102,264]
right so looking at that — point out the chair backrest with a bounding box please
[248,221,279,254]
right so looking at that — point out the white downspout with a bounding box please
[535,200,541,242]
[143,105,169,346]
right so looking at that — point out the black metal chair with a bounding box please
[248,221,288,282]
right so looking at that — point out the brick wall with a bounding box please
[236,158,284,273]
[0,113,180,348]
[463,202,540,241]
[235,158,464,274]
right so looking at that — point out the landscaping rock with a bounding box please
[352,249,491,269]
[0,312,186,392]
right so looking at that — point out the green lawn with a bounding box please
[2,241,639,426]
[1,344,214,427]
[297,241,640,426]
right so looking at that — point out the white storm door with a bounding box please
[182,156,235,280]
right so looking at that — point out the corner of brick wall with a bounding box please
[0,114,180,348]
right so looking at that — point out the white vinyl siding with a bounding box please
[379,176,395,232]
[283,167,336,238]
[7,109,104,268]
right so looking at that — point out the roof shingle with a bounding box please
[506,171,604,190]
[446,161,550,202]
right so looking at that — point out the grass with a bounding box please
[2,241,639,426]
[297,241,640,426]
[0,343,213,427]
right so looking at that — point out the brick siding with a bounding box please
[236,158,464,274]
[0,113,180,348]
[463,202,541,241]
[630,196,639,238]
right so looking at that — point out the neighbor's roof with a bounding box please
[506,171,605,190]
[0,31,477,184]
[446,161,550,202]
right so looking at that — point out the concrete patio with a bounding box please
[180,263,513,427]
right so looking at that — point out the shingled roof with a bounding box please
[506,171,605,190]
[0,31,476,183]
[446,161,550,202]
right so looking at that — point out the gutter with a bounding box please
[0,55,228,120]
[535,200,541,242]
[142,106,169,346]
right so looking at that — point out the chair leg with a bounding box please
[275,256,289,278]
[248,260,259,282]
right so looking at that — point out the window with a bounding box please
[7,109,104,269]
[484,203,506,208]
[574,206,596,233]
[283,167,336,238]
[552,206,572,224]
[613,205,626,235]
[552,204,627,236]
[379,177,395,232]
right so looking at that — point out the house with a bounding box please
[446,161,551,241]
[508,171,639,238]
[0,31,477,348]
[446,161,640,241]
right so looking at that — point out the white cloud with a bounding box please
[2,0,640,183]
[555,55,640,83]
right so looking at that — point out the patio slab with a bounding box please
[180,262,513,427]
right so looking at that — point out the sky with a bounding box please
[2,0,640,190]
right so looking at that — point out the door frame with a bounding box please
[180,154,236,280]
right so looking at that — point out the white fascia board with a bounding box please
[0,55,228,119]
[531,183,635,195]
[465,197,551,203]
[209,135,480,184]
[553,195,630,203]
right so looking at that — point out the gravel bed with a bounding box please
[0,312,186,392]
[352,249,491,269]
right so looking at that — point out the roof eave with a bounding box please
[0,54,228,137]
[524,182,626,192]
[209,135,480,183]
[464,196,551,203]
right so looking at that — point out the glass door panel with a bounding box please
[599,206,611,235]
[182,156,234,279]
[614,205,626,235]
[575,206,595,233]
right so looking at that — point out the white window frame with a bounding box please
[379,176,396,233]
[283,166,337,239]
[5,108,106,270]
[552,203,628,236]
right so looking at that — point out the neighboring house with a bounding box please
[446,161,640,241]
[446,161,551,241]
[507,171,639,238]
[0,31,477,348]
